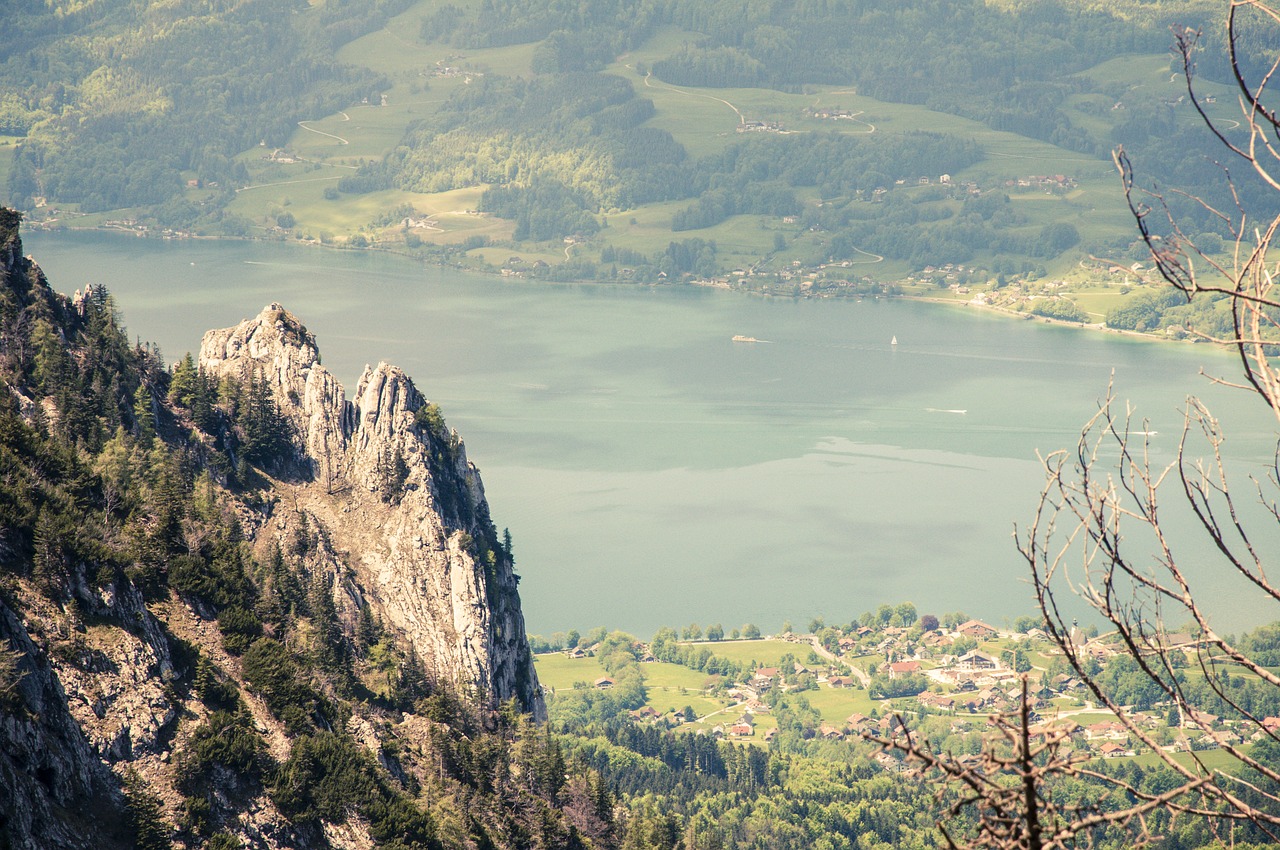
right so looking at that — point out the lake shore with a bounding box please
[904,294,1202,346]
[27,218,1192,348]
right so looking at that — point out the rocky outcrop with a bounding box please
[0,599,131,850]
[0,212,551,849]
[200,305,545,718]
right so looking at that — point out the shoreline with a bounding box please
[28,220,1192,347]
[906,294,1202,345]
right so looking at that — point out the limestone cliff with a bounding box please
[199,305,544,719]
[0,209,555,849]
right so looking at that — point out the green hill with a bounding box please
[5,0,1271,299]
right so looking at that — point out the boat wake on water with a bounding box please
[925,408,968,415]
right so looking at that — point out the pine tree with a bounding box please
[376,447,409,504]
[308,572,348,681]
[132,384,155,442]
[123,769,173,850]
[238,371,290,468]
[356,603,381,653]
[169,353,198,408]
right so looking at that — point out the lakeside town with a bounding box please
[534,613,1261,772]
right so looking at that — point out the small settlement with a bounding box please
[536,615,1254,774]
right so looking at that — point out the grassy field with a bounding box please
[797,684,880,726]
[533,653,606,690]
[534,652,753,726]
[683,639,803,667]
[644,662,727,721]
[194,8,1203,292]
[1127,745,1252,773]
[533,645,868,732]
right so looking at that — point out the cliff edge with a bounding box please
[0,208,559,849]
[199,304,544,719]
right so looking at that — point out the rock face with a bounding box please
[0,602,132,850]
[199,304,544,718]
[0,215,134,849]
[0,214,549,849]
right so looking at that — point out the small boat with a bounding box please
[891,335,898,346]
[732,335,759,343]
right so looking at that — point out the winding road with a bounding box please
[633,67,746,124]
[816,91,877,134]
[235,175,342,194]
[808,636,872,687]
[297,111,350,145]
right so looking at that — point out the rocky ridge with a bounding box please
[199,305,544,719]
[0,209,549,849]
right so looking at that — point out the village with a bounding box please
[533,615,1265,772]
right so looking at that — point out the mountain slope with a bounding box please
[196,303,544,718]
[0,208,556,849]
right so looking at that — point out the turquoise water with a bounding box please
[24,231,1280,635]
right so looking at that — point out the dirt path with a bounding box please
[635,68,745,124]
[235,175,342,193]
[809,636,872,686]
[814,91,876,134]
[297,120,349,145]
[697,700,748,723]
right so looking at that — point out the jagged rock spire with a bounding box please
[200,305,544,718]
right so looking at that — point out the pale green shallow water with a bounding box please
[24,231,1280,635]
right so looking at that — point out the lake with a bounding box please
[23,230,1280,636]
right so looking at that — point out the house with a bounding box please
[872,751,908,773]
[1085,721,1127,741]
[956,651,998,671]
[594,677,614,689]
[845,713,873,732]
[917,692,954,710]
[887,660,922,679]
[1196,733,1221,750]
[957,620,998,639]
[752,667,780,687]
[1185,710,1220,730]
[763,727,778,742]
[630,706,660,721]
[828,676,853,688]
[729,723,754,737]
[1098,742,1130,758]
[878,714,908,735]
[818,724,845,740]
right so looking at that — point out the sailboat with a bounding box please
[891,335,898,346]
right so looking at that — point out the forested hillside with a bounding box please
[2,0,409,216]
[6,0,1278,300]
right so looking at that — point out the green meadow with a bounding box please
[683,639,802,667]
[533,641,885,735]
[190,0,1224,331]
[799,685,879,727]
